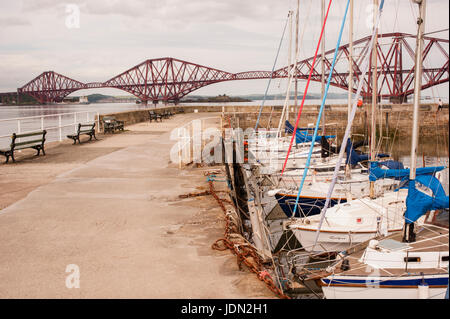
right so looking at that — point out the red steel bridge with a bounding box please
[1,32,448,104]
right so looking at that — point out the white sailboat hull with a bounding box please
[321,285,447,299]
[292,228,400,253]
[320,273,449,299]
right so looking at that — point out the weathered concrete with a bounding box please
[0,112,274,298]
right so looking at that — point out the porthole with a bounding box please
[404,257,421,262]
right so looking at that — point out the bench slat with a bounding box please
[15,144,42,150]
[14,139,44,147]
[15,131,46,138]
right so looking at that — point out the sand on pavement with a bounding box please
[0,112,274,298]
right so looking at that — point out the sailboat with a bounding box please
[267,0,399,219]
[316,0,449,299]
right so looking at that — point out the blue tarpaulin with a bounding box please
[345,139,389,166]
[405,175,449,224]
[285,121,335,144]
[369,161,445,182]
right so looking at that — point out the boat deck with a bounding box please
[333,224,449,277]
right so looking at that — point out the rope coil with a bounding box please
[208,177,290,299]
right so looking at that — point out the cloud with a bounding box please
[0,0,448,98]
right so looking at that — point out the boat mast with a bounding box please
[369,0,379,199]
[404,0,426,242]
[286,11,293,123]
[293,0,300,121]
[321,0,326,134]
[346,0,354,177]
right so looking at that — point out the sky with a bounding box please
[0,0,448,100]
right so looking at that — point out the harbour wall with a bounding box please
[100,103,448,138]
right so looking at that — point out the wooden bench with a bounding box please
[102,116,124,133]
[0,130,47,163]
[162,110,173,119]
[67,123,97,144]
[149,110,163,122]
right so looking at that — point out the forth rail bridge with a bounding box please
[0,33,448,105]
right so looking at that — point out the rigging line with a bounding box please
[279,0,334,176]
[254,13,290,131]
[291,0,351,216]
[311,0,386,250]
[423,28,449,36]
[298,0,314,60]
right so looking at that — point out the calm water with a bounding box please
[0,99,341,146]
[0,103,154,148]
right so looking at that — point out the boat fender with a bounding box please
[368,240,379,250]
[418,284,429,299]
[346,191,353,203]
[312,170,317,184]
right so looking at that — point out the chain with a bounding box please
[209,178,291,299]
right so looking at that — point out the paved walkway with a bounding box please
[0,113,272,298]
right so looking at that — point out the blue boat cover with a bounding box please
[379,160,404,170]
[405,175,449,224]
[285,121,335,144]
[369,161,445,182]
[345,139,389,166]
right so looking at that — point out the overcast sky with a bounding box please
[0,0,448,99]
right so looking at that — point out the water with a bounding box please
[0,103,153,148]
[0,102,151,120]
[0,99,344,147]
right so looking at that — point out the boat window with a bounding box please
[404,257,421,262]
[434,209,449,227]
[442,256,449,262]
[426,209,449,228]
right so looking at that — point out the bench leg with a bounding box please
[11,152,15,163]
[2,153,9,164]
[41,147,46,156]
[93,132,98,140]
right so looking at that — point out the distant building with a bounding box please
[79,96,90,104]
